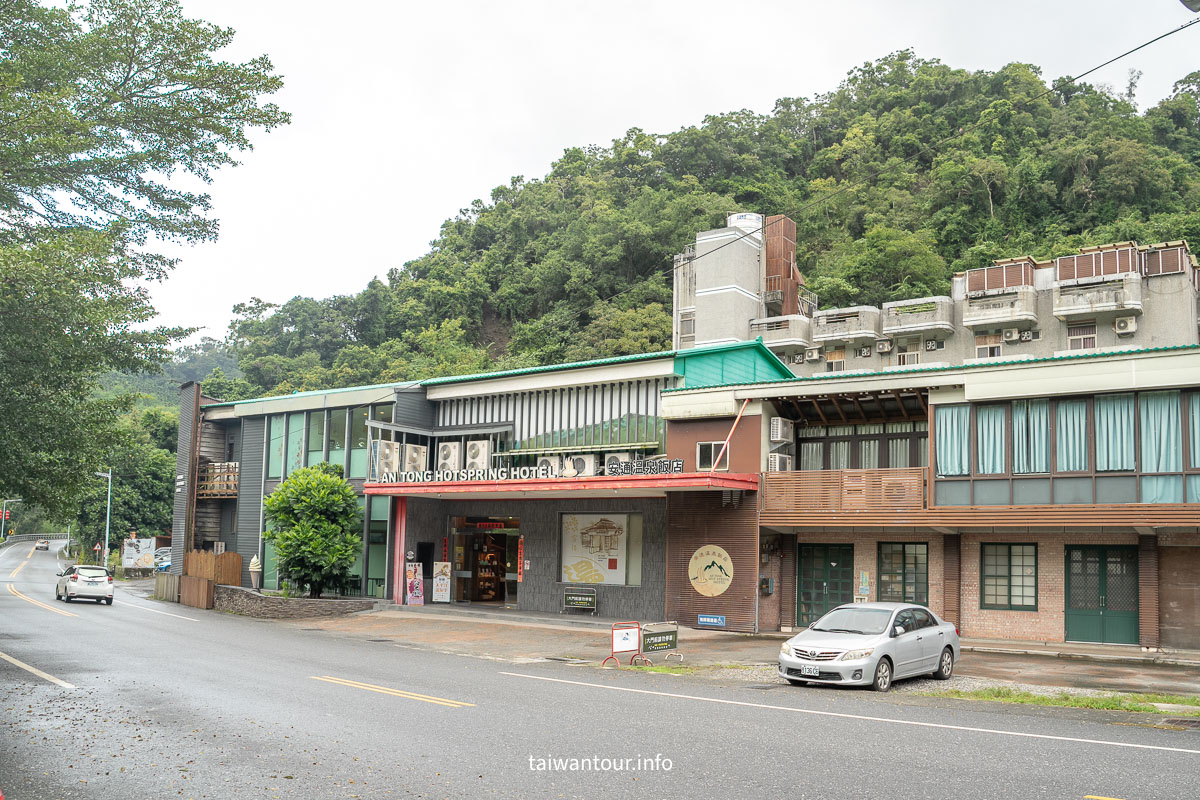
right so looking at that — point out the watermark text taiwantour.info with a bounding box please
[528,754,673,772]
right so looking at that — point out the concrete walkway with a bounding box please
[303,602,1200,696]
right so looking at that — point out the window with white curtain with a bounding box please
[935,405,969,476]
[976,405,1006,474]
[1140,391,1182,502]
[1012,399,1049,474]
[1055,399,1089,472]
[1095,394,1135,471]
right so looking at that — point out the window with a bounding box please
[560,513,642,586]
[696,441,729,471]
[981,544,1037,610]
[306,412,325,466]
[896,336,921,366]
[372,403,394,442]
[975,332,1002,359]
[349,405,369,479]
[1094,394,1134,471]
[878,543,927,604]
[1055,399,1089,471]
[976,405,1006,474]
[1067,321,1097,351]
[266,414,285,479]
[285,411,304,477]
[824,348,845,372]
[935,405,969,476]
[1140,390,1182,502]
[911,608,936,629]
[1012,399,1049,474]
[327,409,348,471]
[679,314,695,335]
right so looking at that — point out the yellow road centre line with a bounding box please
[9,559,28,578]
[311,676,474,708]
[26,543,36,558]
[501,672,1200,756]
[7,583,78,618]
[0,647,75,689]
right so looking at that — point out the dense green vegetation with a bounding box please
[215,51,1200,399]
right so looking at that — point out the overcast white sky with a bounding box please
[161,0,1200,343]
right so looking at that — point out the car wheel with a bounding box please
[54,587,60,601]
[104,598,113,605]
[786,679,807,687]
[95,598,103,604]
[933,647,954,680]
[871,658,893,692]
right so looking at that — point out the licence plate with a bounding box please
[86,580,100,585]
[799,665,820,677]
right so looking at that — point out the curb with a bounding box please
[961,645,1200,668]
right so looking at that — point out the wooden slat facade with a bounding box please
[183,550,243,586]
[763,468,925,513]
[180,575,214,609]
[196,462,239,499]
[943,534,961,628]
[1139,535,1159,649]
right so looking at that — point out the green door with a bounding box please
[1065,546,1139,645]
[797,544,854,626]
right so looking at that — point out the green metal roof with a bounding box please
[419,349,677,386]
[662,343,1200,394]
[201,380,422,409]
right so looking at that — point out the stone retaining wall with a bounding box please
[213,584,375,618]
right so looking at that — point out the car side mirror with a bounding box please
[893,625,905,637]
[55,570,63,577]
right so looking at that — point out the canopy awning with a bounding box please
[364,472,760,499]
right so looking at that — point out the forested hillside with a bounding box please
[217,51,1200,399]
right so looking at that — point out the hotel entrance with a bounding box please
[450,516,520,605]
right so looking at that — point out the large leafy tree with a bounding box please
[0,0,288,513]
[263,464,361,599]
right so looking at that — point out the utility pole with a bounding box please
[94,472,112,567]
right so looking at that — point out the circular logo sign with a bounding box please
[688,545,734,597]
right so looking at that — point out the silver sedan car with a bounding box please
[778,602,959,692]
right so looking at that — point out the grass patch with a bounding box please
[628,664,696,675]
[923,686,1200,714]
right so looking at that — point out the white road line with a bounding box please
[500,672,1200,757]
[117,600,198,622]
[0,648,75,689]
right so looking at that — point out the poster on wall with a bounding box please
[561,514,627,584]
[121,537,156,569]
[432,561,451,603]
[405,563,424,605]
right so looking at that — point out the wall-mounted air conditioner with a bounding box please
[1002,328,1020,343]
[767,453,792,472]
[436,441,461,471]
[560,454,598,478]
[402,444,428,473]
[374,440,400,479]
[804,347,822,362]
[604,452,632,474]
[465,440,491,470]
[536,455,560,476]
[1113,316,1137,335]
[876,339,893,354]
[769,417,794,443]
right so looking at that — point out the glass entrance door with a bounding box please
[451,532,472,602]
[1065,546,1138,644]
[797,544,855,626]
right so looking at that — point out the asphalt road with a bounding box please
[2,542,1198,800]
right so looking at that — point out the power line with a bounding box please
[680,17,1200,271]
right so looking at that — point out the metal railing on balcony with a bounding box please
[762,468,926,512]
[196,462,239,499]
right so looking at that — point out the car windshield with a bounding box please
[810,607,893,635]
[76,567,108,578]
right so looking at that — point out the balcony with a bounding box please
[811,306,882,343]
[961,287,1039,328]
[196,461,239,499]
[750,315,811,347]
[1052,273,1143,320]
[762,468,926,513]
[882,297,954,336]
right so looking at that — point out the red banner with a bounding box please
[517,536,525,583]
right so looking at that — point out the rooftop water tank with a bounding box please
[727,212,763,232]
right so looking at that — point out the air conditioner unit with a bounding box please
[1002,328,1020,343]
[769,417,794,443]
[373,440,400,479]
[536,455,560,477]
[792,353,805,364]
[876,339,894,354]
[804,347,822,362]
[604,452,632,474]
[464,439,491,470]
[767,453,792,472]
[1113,316,1137,335]
[560,454,598,478]
[436,441,461,471]
[402,444,428,473]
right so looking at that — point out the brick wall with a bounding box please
[213,585,375,618]
[958,530,1138,642]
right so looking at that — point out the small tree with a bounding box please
[263,463,361,598]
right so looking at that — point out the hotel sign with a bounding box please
[378,459,685,484]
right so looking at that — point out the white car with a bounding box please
[55,565,114,604]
